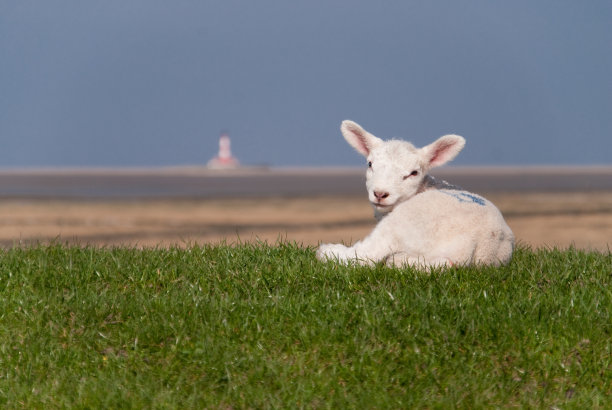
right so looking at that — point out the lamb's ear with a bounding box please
[421,134,466,168]
[341,120,383,157]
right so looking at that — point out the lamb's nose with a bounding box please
[374,191,389,200]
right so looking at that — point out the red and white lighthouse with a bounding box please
[207,133,240,169]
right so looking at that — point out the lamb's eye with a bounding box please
[402,170,419,180]
[367,161,372,168]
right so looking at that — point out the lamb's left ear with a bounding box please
[421,134,466,168]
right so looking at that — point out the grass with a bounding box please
[0,242,611,408]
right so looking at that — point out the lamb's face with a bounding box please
[340,120,465,218]
[365,140,425,215]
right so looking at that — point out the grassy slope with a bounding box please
[0,243,611,408]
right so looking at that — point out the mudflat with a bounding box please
[1,192,611,252]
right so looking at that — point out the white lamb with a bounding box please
[317,120,515,268]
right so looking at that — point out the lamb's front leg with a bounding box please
[316,227,395,265]
[316,243,356,263]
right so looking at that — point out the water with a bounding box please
[0,167,610,199]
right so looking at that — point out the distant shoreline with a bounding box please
[0,164,611,175]
[0,166,610,199]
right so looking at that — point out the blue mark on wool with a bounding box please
[440,190,486,206]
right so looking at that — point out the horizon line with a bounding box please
[0,164,612,176]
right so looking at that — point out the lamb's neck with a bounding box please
[417,174,462,193]
[373,207,388,222]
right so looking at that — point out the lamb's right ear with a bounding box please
[341,120,383,157]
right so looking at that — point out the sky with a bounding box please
[1,1,611,168]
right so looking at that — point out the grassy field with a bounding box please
[1,242,611,408]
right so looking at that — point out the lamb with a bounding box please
[316,120,515,268]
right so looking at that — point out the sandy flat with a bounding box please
[0,192,611,252]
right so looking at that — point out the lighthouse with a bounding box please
[207,133,240,169]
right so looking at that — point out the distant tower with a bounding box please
[207,133,240,169]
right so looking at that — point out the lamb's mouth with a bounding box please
[372,202,394,211]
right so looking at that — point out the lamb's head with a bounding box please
[341,120,466,217]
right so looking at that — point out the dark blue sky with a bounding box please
[1,1,611,167]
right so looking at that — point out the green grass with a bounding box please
[0,242,611,408]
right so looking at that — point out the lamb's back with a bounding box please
[388,189,513,261]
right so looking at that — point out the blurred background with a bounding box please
[2,1,612,167]
[1,1,611,251]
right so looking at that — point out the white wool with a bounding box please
[316,120,515,268]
